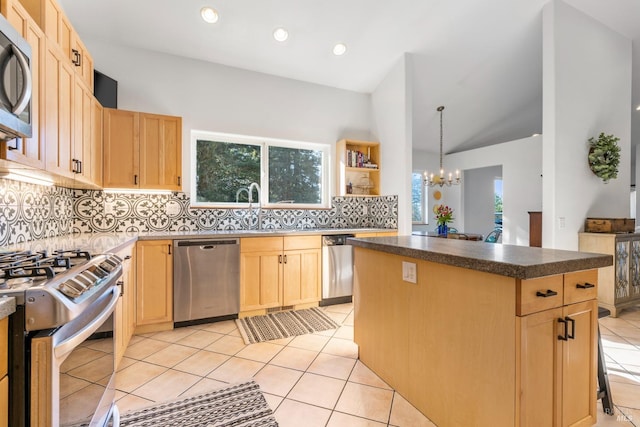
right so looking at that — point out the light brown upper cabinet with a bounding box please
[19,0,93,89]
[44,39,101,187]
[0,0,46,169]
[44,41,74,179]
[103,108,182,191]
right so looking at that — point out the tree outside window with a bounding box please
[192,131,329,208]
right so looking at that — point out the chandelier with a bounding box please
[423,105,461,187]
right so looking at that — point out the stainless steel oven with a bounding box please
[2,250,122,427]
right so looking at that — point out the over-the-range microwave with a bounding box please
[0,12,32,140]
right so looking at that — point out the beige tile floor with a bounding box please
[112,303,640,426]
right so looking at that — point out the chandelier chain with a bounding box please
[424,105,460,187]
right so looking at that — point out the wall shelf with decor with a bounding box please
[336,139,380,197]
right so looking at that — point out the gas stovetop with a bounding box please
[0,249,123,331]
[0,249,92,291]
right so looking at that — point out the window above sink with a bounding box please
[190,130,331,210]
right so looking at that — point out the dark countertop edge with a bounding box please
[135,228,396,240]
[0,296,16,320]
[349,237,613,279]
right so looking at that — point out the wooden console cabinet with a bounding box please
[579,232,640,317]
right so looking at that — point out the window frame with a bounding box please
[190,130,331,209]
[411,171,428,225]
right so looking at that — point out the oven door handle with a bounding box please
[54,286,119,359]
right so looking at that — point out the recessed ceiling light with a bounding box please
[201,7,219,24]
[273,27,289,42]
[333,43,347,56]
[532,133,540,137]
[636,105,640,111]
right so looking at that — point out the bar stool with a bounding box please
[597,306,614,415]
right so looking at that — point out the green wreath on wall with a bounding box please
[588,132,620,184]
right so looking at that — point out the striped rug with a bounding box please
[118,381,277,426]
[236,307,339,344]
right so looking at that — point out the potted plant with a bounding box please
[588,132,621,184]
[435,205,454,237]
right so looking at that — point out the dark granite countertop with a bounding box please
[349,235,612,279]
[2,228,396,255]
[0,296,16,320]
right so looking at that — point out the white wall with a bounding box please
[371,54,414,234]
[83,38,373,195]
[464,165,502,235]
[542,0,632,250]
[444,135,542,246]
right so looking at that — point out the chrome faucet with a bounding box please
[247,182,262,230]
[235,187,249,203]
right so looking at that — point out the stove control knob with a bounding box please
[27,297,35,303]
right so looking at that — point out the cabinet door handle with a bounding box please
[557,317,568,341]
[536,289,558,298]
[178,176,181,186]
[7,138,18,150]
[279,255,283,264]
[124,255,131,260]
[117,280,124,296]
[565,316,575,339]
[72,159,78,173]
[72,49,81,66]
[284,254,287,264]
[576,282,595,289]
[168,244,172,255]
[78,160,82,174]
[134,174,138,185]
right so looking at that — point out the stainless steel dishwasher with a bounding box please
[320,234,355,306]
[173,238,240,325]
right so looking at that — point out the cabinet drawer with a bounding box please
[564,269,597,305]
[517,275,564,316]
[241,237,283,253]
[284,235,321,251]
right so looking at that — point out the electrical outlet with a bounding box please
[402,261,417,283]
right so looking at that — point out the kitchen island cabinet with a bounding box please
[135,240,173,333]
[350,236,611,427]
[240,235,321,316]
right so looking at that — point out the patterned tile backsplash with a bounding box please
[0,178,397,246]
[0,178,74,246]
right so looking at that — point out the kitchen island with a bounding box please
[349,236,612,427]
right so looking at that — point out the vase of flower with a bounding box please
[435,205,454,237]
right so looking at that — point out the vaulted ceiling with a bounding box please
[58,0,640,156]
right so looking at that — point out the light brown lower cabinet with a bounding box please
[114,242,135,367]
[0,375,7,427]
[354,247,598,427]
[0,316,7,427]
[240,236,321,315]
[135,240,173,332]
